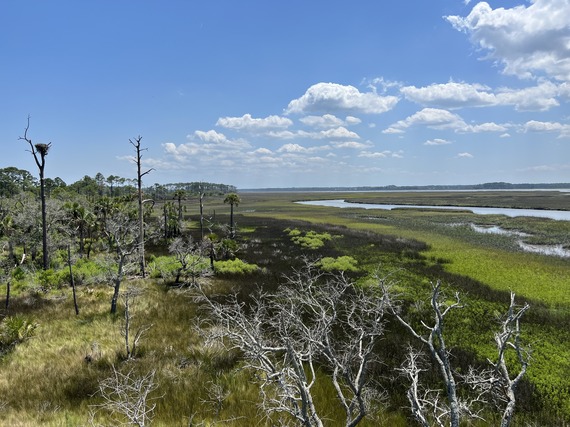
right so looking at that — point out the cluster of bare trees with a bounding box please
[198,260,530,427]
[391,282,530,427]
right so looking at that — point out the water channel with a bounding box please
[296,199,570,257]
[296,199,570,221]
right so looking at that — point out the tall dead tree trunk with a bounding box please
[5,280,10,310]
[68,245,79,315]
[110,252,126,315]
[199,190,205,241]
[129,136,153,278]
[19,116,51,270]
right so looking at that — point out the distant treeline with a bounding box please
[241,181,570,192]
[0,166,236,199]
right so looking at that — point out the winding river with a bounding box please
[297,199,570,257]
[296,199,570,221]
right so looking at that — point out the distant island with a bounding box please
[240,182,570,192]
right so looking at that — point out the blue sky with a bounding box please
[1,0,569,188]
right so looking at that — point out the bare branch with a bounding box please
[199,259,391,426]
[488,292,531,427]
[390,281,465,427]
[93,366,159,426]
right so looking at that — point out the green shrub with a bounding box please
[0,315,37,351]
[219,239,239,259]
[288,229,333,250]
[147,255,179,279]
[285,227,302,237]
[317,256,359,272]
[214,258,258,275]
[37,269,61,288]
[11,266,26,281]
[53,258,107,286]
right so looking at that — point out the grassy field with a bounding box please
[238,191,570,308]
[1,190,569,425]
[344,190,570,210]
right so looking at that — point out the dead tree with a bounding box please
[19,116,51,270]
[199,188,205,241]
[168,236,211,286]
[94,366,158,426]
[129,136,154,278]
[397,347,430,427]
[392,281,465,427]
[490,292,530,427]
[122,287,152,359]
[67,245,79,315]
[393,283,530,427]
[200,259,389,426]
[104,209,139,314]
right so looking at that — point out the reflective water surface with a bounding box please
[296,199,570,258]
[296,199,570,221]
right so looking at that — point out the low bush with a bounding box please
[317,255,359,272]
[37,269,62,289]
[147,255,179,279]
[214,258,258,275]
[54,258,109,287]
[286,228,334,250]
[0,315,37,352]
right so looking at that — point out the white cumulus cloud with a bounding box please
[216,113,293,131]
[446,0,570,81]
[464,122,509,133]
[286,82,399,115]
[331,141,372,149]
[401,80,562,111]
[384,108,509,134]
[191,130,251,148]
[358,150,403,159]
[424,138,452,146]
[193,129,230,144]
[317,127,360,139]
[401,81,496,109]
[268,127,360,140]
[299,114,362,128]
[252,147,273,155]
[383,108,467,133]
[523,120,570,137]
[495,80,561,111]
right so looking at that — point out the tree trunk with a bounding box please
[124,292,131,358]
[177,197,182,223]
[130,136,152,278]
[110,254,125,314]
[78,223,85,258]
[138,188,145,278]
[199,192,204,241]
[230,204,235,238]
[5,280,10,310]
[8,240,16,266]
[501,396,516,427]
[68,245,79,315]
[40,171,49,269]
